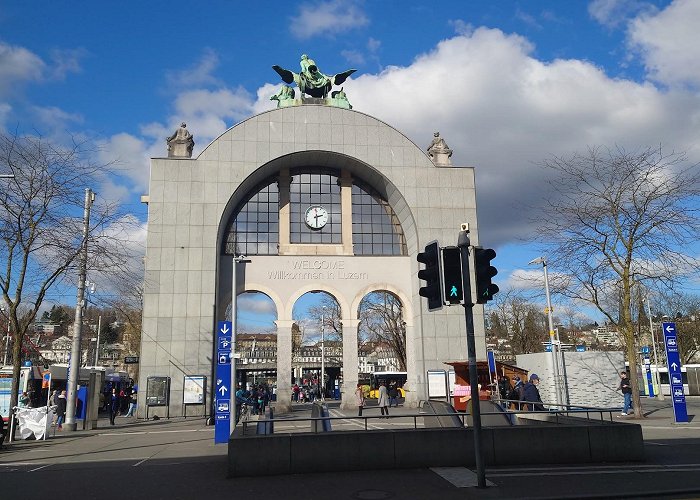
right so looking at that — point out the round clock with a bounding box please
[305,205,329,230]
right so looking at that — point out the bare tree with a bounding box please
[487,289,547,356]
[0,131,130,412]
[535,146,700,418]
[358,291,407,371]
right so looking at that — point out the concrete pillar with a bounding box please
[403,324,421,407]
[340,318,359,410]
[340,171,353,255]
[274,319,293,413]
[278,168,291,251]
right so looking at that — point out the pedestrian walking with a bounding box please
[618,371,632,416]
[56,390,67,430]
[377,382,389,418]
[124,390,137,417]
[498,376,511,407]
[355,383,365,417]
[520,374,545,411]
[109,388,120,425]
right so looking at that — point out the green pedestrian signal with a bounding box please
[441,246,464,305]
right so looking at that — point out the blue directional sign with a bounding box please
[662,322,688,423]
[215,321,233,443]
[487,350,496,375]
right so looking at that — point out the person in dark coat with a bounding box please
[388,382,399,408]
[56,390,67,430]
[109,388,120,425]
[520,374,545,411]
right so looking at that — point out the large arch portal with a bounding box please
[138,103,486,417]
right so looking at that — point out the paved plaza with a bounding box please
[1,398,700,499]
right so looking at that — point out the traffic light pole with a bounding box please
[458,228,486,488]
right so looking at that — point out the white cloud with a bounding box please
[290,0,369,39]
[31,105,84,130]
[278,28,700,247]
[341,49,365,66]
[49,47,86,80]
[628,0,700,87]
[0,41,44,95]
[238,293,277,316]
[165,48,222,88]
[588,0,654,28]
[97,133,151,192]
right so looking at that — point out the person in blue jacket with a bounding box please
[521,373,545,411]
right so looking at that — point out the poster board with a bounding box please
[183,376,206,405]
[146,376,170,407]
[427,370,448,399]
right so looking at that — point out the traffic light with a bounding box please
[441,246,464,305]
[417,241,442,311]
[474,247,499,304]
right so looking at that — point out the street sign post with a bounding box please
[215,321,233,443]
[662,322,688,423]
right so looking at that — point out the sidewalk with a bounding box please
[1,401,699,500]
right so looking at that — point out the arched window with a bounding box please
[351,181,407,255]
[224,180,279,256]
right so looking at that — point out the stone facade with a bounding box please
[139,104,486,417]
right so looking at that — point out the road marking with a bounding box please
[29,464,51,472]
[329,409,383,430]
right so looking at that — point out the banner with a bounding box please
[16,406,54,440]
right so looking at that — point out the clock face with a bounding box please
[305,205,329,230]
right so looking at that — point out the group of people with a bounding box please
[354,381,402,417]
[292,383,322,403]
[497,374,546,411]
[235,384,271,417]
[100,386,137,425]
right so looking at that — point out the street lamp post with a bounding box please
[529,256,563,408]
[646,297,665,401]
[320,307,326,402]
[65,188,95,431]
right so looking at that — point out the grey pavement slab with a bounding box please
[1,400,700,499]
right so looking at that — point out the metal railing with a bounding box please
[237,400,621,436]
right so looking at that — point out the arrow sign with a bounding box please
[662,322,688,423]
[220,323,230,335]
[218,385,228,396]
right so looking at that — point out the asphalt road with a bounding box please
[1,398,699,500]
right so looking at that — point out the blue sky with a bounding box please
[1,0,699,330]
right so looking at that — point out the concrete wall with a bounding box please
[228,423,644,477]
[516,351,624,408]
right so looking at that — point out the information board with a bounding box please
[183,376,206,405]
[146,376,170,407]
[427,370,448,399]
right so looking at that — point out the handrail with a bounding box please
[237,406,620,436]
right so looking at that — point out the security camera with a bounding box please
[460,223,469,231]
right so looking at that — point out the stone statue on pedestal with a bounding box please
[427,132,453,166]
[272,54,356,99]
[270,85,296,108]
[166,122,195,158]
